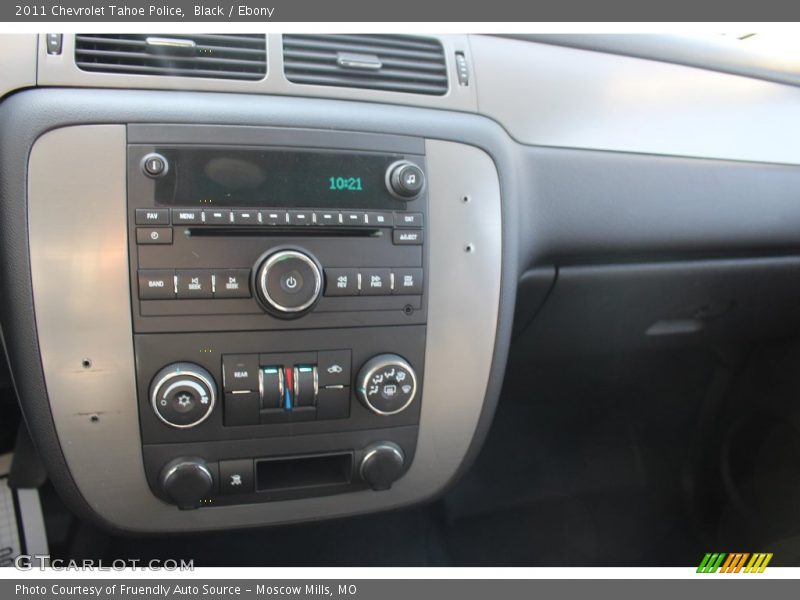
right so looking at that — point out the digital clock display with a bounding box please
[152,147,409,209]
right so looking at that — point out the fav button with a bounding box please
[135,208,170,225]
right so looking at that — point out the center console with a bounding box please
[128,127,429,508]
[1,87,510,533]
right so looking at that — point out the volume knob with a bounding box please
[254,249,323,317]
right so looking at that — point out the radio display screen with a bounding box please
[152,147,410,209]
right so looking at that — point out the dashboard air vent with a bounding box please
[283,35,448,95]
[74,34,267,81]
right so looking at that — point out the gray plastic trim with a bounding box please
[0,34,37,98]
[471,35,800,165]
[37,34,477,113]
[27,126,501,532]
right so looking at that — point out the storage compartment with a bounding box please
[256,453,354,491]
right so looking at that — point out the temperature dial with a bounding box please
[356,354,417,415]
[150,362,217,429]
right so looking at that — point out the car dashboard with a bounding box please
[1,33,800,542]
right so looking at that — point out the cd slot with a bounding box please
[187,227,381,238]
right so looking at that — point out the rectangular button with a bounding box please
[341,211,367,226]
[393,229,423,245]
[361,269,392,295]
[288,210,314,225]
[136,227,173,245]
[176,269,213,298]
[138,270,175,300]
[260,210,288,226]
[222,354,259,392]
[223,354,260,392]
[172,209,203,224]
[135,208,170,225]
[392,268,423,295]
[231,209,260,225]
[317,350,351,387]
[394,212,423,227]
[367,212,392,227]
[224,392,259,426]
[203,209,232,225]
[316,387,350,420]
[220,459,254,494]
[213,269,251,298]
[314,210,341,226]
[324,268,359,296]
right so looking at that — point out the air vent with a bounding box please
[283,35,448,96]
[74,34,266,81]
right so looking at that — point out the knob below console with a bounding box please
[386,160,425,199]
[360,442,405,490]
[356,354,418,415]
[150,362,216,429]
[159,457,214,509]
[254,249,322,317]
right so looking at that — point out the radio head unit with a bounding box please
[126,129,429,509]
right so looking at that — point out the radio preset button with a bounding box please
[203,209,232,225]
[287,210,314,226]
[213,269,251,298]
[393,229,423,245]
[394,212,423,228]
[172,209,203,224]
[232,210,260,225]
[324,268,359,296]
[135,208,170,225]
[138,270,175,300]
[136,227,173,245]
[391,268,423,295]
[176,270,213,299]
[342,211,367,226]
[361,269,392,296]
[261,210,288,226]
[314,210,340,226]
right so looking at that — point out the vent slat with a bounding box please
[75,61,266,81]
[75,35,267,57]
[283,60,448,84]
[75,33,266,81]
[283,34,448,96]
[76,49,265,70]
[283,37,443,63]
[283,49,446,73]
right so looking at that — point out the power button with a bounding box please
[255,250,322,316]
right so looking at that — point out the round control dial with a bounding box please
[255,249,322,316]
[150,363,216,429]
[159,457,214,509]
[386,160,425,200]
[356,354,418,415]
[360,442,405,490]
